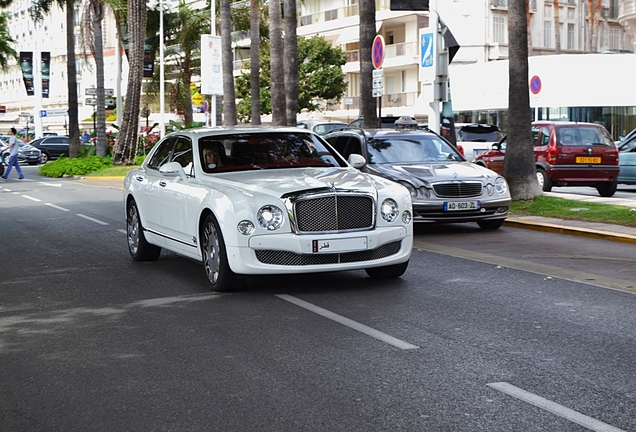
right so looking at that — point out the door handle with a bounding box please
[135,176,144,182]
[159,181,167,187]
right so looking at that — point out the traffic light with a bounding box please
[390,0,429,11]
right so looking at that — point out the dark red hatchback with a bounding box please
[475,121,619,197]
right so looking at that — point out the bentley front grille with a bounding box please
[255,241,402,266]
[294,195,374,233]
[433,182,482,198]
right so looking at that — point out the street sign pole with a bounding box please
[372,35,385,128]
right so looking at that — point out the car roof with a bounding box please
[532,121,604,127]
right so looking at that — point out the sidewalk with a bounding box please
[505,191,636,245]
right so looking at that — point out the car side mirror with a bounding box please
[348,153,366,169]
[159,161,187,181]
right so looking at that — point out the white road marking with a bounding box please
[45,203,70,211]
[117,229,127,234]
[76,214,109,225]
[39,182,62,187]
[22,195,41,202]
[276,294,419,350]
[487,382,626,432]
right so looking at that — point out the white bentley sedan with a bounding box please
[124,127,413,291]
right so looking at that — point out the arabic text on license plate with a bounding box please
[312,237,368,253]
[576,156,601,164]
[444,201,480,211]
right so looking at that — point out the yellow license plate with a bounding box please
[576,157,601,164]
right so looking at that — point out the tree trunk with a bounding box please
[250,0,261,125]
[114,0,147,164]
[359,0,377,127]
[526,0,533,56]
[91,0,107,156]
[269,0,286,125]
[503,0,541,200]
[587,0,594,52]
[592,0,601,52]
[182,56,194,126]
[284,0,299,126]
[221,0,237,125]
[553,0,561,54]
[66,0,80,158]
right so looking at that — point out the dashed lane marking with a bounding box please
[21,195,41,202]
[277,294,419,350]
[487,382,626,432]
[76,214,109,225]
[45,203,70,212]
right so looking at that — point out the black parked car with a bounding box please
[29,136,70,163]
[323,125,511,229]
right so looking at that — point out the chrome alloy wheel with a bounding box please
[202,220,221,284]
[127,203,141,255]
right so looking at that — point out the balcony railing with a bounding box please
[299,4,359,26]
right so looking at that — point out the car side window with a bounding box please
[531,126,540,146]
[147,138,175,169]
[171,137,194,176]
[540,127,551,146]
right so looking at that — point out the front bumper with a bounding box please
[412,197,510,223]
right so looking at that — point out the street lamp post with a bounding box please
[159,0,165,138]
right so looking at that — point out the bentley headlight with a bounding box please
[257,205,284,231]
[380,199,399,223]
[237,220,255,235]
[495,177,508,195]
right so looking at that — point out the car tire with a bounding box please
[596,180,617,197]
[126,199,161,261]
[477,219,504,230]
[365,261,409,279]
[40,153,49,164]
[201,213,244,292]
[536,168,553,192]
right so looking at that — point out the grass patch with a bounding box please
[510,195,636,227]
[88,165,139,177]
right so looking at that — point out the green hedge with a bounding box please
[39,156,113,178]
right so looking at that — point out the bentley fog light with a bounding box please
[237,220,255,235]
[257,205,284,231]
[380,199,399,223]
[495,177,508,195]
[402,210,412,224]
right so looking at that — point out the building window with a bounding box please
[609,27,621,51]
[544,21,552,48]
[567,23,575,50]
[493,15,506,43]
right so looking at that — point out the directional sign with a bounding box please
[372,35,385,69]
[419,29,435,83]
[372,88,383,98]
[85,88,114,96]
[40,109,68,117]
[86,98,115,106]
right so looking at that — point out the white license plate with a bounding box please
[312,237,367,253]
[444,201,480,211]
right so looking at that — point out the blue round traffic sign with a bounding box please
[530,75,542,95]
[372,35,385,69]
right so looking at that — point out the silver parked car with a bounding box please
[324,124,511,229]
[0,137,42,165]
[124,127,414,291]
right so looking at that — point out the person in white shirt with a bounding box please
[1,127,25,180]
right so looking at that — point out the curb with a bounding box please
[504,218,636,245]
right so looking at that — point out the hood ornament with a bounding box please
[453,171,459,178]
[328,181,336,191]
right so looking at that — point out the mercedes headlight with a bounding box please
[380,199,399,223]
[397,181,417,200]
[257,205,284,231]
[495,177,508,195]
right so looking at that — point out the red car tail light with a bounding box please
[547,145,558,164]
[457,144,464,156]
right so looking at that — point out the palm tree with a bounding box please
[220,0,237,125]
[359,0,377,127]
[284,0,299,125]
[269,0,286,125]
[115,0,147,163]
[250,0,261,125]
[503,0,541,200]
[32,0,81,158]
[0,12,18,70]
[164,0,211,126]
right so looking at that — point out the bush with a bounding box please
[39,156,113,178]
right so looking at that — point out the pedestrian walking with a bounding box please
[1,128,25,180]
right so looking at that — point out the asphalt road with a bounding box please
[1,170,635,431]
